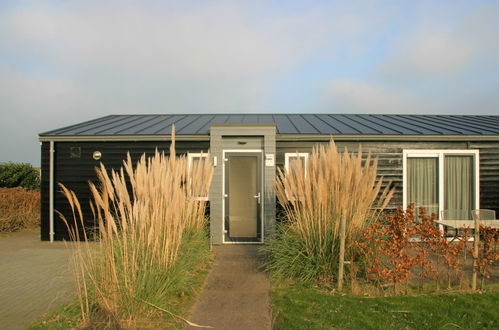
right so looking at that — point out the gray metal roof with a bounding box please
[40,114,499,137]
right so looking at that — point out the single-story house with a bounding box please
[39,114,499,243]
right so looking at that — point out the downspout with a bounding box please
[49,141,55,242]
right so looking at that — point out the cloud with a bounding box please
[0,63,90,165]
[376,1,499,82]
[322,79,413,113]
[380,33,473,79]
[323,74,499,115]
[321,1,499,114]
[1,2,361,81]
[0,1,369,118]
[0,1,396,119]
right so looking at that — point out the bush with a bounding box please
[0,187,40,232]
[356,205,474,293]
[263,141,394,283]
[0,162,40,191]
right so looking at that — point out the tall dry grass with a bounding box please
[59,129,213,327]
[0,187,40,232]
[264,140,394,282]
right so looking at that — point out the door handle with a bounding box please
[253,192,261,204]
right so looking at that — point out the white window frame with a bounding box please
[285,152,309,174]
[402,149,480,220]
[284,152,309,201]
[187,152,209,201]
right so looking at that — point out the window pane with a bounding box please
[189,156,208,199]
[408,158,438,216]
[288,156,305,173]
[191,157,200,169]
[444,156,473,220]
[190,157,203,178]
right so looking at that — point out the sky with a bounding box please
[0,0,498,165]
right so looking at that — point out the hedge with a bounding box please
[0,162,40,191]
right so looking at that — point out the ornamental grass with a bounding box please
[59,128,213,328]
[264,140,394,283]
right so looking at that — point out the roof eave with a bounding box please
[39,133,499,143]
[38,134,210,142]
[276,134,499,141]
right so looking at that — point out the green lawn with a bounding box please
[272,285,499,329]
[27,303,81,330]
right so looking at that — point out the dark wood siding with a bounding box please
[470,141,499,213]
[41,137,499,241]
[276,140,499,213]
[40,142,50,241]
[40,140,209,241]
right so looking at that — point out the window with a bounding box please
[187,153,209,201]
[285,152,309,175]
[284,152,309,200]
[403,150,479,219]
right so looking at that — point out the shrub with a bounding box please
[356,205,470,293]
[263,141,394,283]
[477,226,499,289]
[59,129,213,328]
[355,206,417,289]
[0,162,40,191]
[0,187,40,232]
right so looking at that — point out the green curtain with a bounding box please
[408,158,438,217]
[445,156,473,220]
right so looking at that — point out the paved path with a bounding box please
[0,231,75,330]
[186,245,272,330]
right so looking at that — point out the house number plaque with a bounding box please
[265,154,274,167]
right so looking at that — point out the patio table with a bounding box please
[435,219,499,229]
[436,216,498,291]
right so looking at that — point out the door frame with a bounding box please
[222,149,264,244]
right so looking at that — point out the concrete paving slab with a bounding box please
[185,245,271,330]
[0,231,75,330]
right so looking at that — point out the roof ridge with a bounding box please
[100,113,499,117]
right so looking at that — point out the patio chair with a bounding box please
[471,209,499,231]
[471,209,496,221]
[441,209,471,221]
